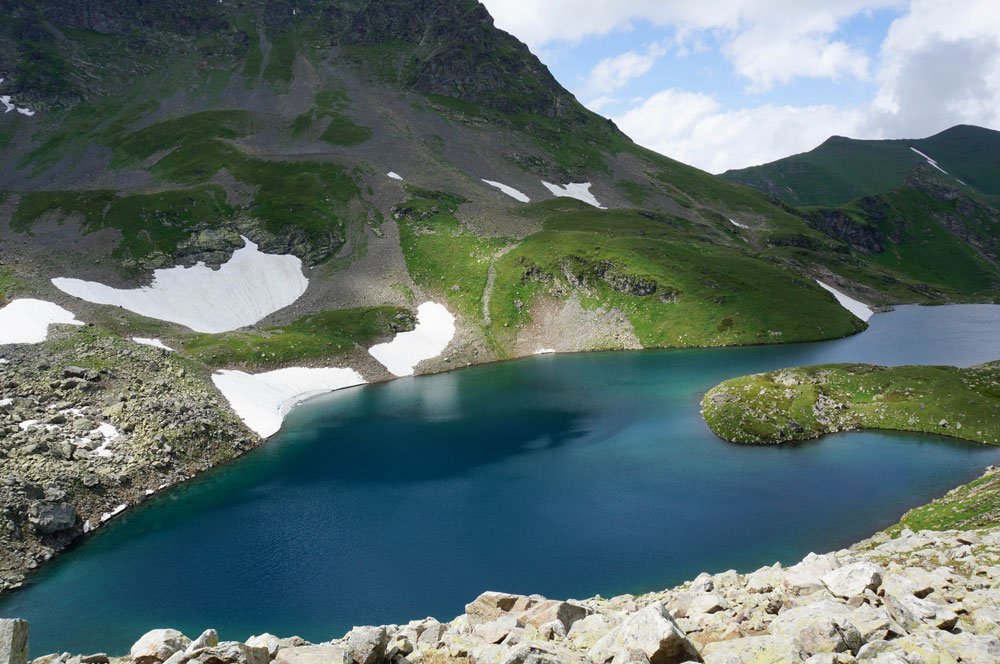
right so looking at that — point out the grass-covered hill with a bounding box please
[0,0,998,377]
[721,124,1000,209]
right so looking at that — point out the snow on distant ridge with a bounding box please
[816,280,873,322]
[910,147,948,175]
[212,366,367,438]
[482,179,530,203]
[541,181,606,209]
[369,302,456,377]
[52,237,308,334]
[387,172,404,181]
[729,218,749,229]
[0,299,84,344]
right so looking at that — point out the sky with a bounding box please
[478,0,1000,173]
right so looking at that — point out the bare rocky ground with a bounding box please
[7,512,1000,664]
[0,329,260,592]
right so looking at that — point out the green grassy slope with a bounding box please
[721,125,1000,208]
[701,362,1000,446]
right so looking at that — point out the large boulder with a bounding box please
[130,629,192,664]
[784,553,840,595]
[26,502,77,535]
[769,601,862,655]
[702,636,806,664]
[821,563,883,599]
[0,619,29,664]
[273,646,347,664]
[520,600,590,632]
[466,593,527,624]
[345,627,387,664]
[186,642,269,664]
[588,603,701,664]
[188,630,220,653]
[246,634,281,658]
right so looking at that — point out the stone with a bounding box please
[746,566,785,594]
[130,630,192,664]
[822,563,883,599]
[568,615,616,650]
[687,595,729,615]
[768,602,861,656]
[345,627,387,664]
[188,631,220,654]
[0,620,29,664]
[500,642,574,664]
[467,593,525,624]
[245,635,280,658]
[187,642,269,664]
[588,603,701,664]
[475,616,522,645]
[784,553,841,594]
[846,605,897,643]
[273,646,346,664]
[702,636,806,664]
[26,503,77,535]
[519,600,590,632]
[883,589,958,632]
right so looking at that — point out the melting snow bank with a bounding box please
[910,147,949,175]
[541,181,606,209]
[132,337,173,351]
[534,348,556,355]
[387,172,404,181]
[729,218,749,229]
[369,302,456,377]
[0,78,36,116]
[482,179,530,203]
[0,299,84,344]
[816,280,874,322]
[52,237,308,333]
[212,367,367,438]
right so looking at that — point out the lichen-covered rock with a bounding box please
[273,645,346,664]
[702,636,806,664]
[245,634,280,658]
[0,619,29,664]
[26,502,77,535]
[769,601,861,655]
[130,629,192,664]
[588,603,701,664]
[345,626,387,664]
[821,563,883,599]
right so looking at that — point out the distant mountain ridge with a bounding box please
[722,125,1000,209]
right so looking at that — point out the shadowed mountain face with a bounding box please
[0,0,997,374]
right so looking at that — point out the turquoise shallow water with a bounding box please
[4,304,1000,655]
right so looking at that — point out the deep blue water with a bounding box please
[4,304,1000,655]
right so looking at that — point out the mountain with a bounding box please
[0,0,997,375]
[721,125,1000,209]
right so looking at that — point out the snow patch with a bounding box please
[0,299,84,345]
[101,504,128,523]
[957,179,968,186]
[387,172,404,181]
[0,96,12,113]
[132,337,173,351]
[53,237,308,333]
[534,348,556,355]
[910,147,948,175]
[816,280,874,322]
[482,179,530,203]
[0,398,12,407]
[541,181,606,209]
[369,302,456,377]
[212,366,367,438]
[729,218,749,229]
[96,423,120,441]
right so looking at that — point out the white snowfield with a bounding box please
[52,237,308,334]
[387,172,404,181]
[729,218,749,229]
[0,299,84,344]
[132,337,173,351]
[816,280,874,322]
[0,78,36,116]
[482,179,530,203]
[369,301,456,377]
[541,181,606,209]
[910,147,948,175]
[212,366,367,437]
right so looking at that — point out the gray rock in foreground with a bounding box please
[0,620,29,664]
[15,524,1000,664]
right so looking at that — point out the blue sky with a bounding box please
[480,1,1000,173]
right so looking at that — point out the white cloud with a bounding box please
[583,44,667,97]
[482,0,894,91]
[615,90,867,173]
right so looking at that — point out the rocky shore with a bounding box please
[0,329,259,592]
[6,519,1000,664]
